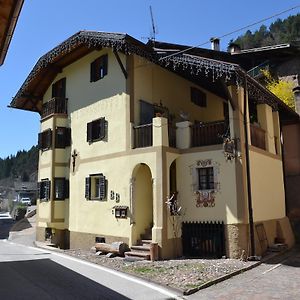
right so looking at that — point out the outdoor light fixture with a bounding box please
[293,86,300,114]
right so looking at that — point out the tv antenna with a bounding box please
[149,5,157,46]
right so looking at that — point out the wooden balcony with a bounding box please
[133,124,153,148]
[168,124,176,148]
[42,97,68,119]
[250,124,266,150]
[191,121,225,147]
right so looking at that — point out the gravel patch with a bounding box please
[64,249,257,292]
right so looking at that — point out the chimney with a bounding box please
[228,42,241,54]
[293,86,300,114]
[210,37,220,51]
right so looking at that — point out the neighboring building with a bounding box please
[14,181,37,204]
[0,0,24,65]
[229,42,300,85]
[10,31,296,259]
[228,42,300,243]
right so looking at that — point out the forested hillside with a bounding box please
[0,146,38,181]
[233,14,300,49]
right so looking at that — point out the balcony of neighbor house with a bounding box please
[249,101,280,155]
[41,97,68,119]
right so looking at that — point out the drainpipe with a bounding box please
[243,78,255,257]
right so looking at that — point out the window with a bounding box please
[90,54,108,82]
[191,87,207,107]
[38,129,52,151]
[197,167,214,190]
[54,178,69,200]
[52,78,66,98]
[87,118,106,143]
[38,179,51,201]
[55,127,71,148]
[85,174,107,200]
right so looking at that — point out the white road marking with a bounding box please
[4,240,184,299]
[262,263,282,274]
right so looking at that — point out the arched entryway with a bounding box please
[131,163,153,245]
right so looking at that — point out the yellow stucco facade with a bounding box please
[35,46,293,259]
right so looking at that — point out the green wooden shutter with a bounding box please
[38,133,43,149]
[99,118,106,140]
[87,122,93,142]
[45,180,51,200]
[64,179,69,199]
[102,54,108,77]
[99,174,106,200]
[37,182,41,199]
[90,60,96,82]
[85,177,91,199]
[65,127,71,147]
[46,129,52,149]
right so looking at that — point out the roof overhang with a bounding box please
[9,30,299,122]
[0,0,24,65]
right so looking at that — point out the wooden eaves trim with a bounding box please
[0,0,24,66]
[9,30,297,121]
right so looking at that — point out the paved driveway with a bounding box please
[188,248,300,299]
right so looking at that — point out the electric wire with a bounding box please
[159,4,300,61]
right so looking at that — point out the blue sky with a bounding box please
[0,0,299,158]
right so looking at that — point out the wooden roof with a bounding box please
[0,0,24,65]
[9,30,299,122]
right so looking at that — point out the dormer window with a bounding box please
[90,54,108,82]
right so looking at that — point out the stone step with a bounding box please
[131,245,150,252]
[141,239,152,245]
[124,251,150,260]
[141,234,152,240]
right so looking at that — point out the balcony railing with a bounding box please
[250,124,266,150]
[42,97,68,119]
[133,124,153,148]
[168,124,176,148]
[191,121,225,147]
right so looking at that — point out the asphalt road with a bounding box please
[0,240,183,300]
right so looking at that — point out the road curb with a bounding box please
[183,248,293,296]
[183,260,261,295]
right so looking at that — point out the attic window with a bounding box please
[191,87,207,107]
[90,54,108,82]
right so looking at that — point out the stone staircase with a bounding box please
[125,227,152,260]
